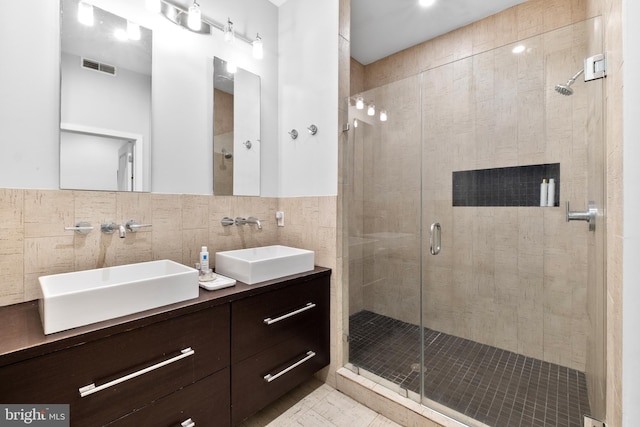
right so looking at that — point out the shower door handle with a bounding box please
[429,222,441,255]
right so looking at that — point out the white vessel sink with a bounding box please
[39,260,199,335]
[215,245,314,285]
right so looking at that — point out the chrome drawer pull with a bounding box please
[78,347,195,398]
[263,351,316,383]
[181,418,195,427]
[263,303,316,325]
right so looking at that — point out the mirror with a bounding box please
[60,0,152,191]
[213,57,261,196]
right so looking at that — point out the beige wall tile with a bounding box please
[24,190,74,238]
[182,194,209,230]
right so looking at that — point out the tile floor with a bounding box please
[238,377,401,427]
[349,311,591,427]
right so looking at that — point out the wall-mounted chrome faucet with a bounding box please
[101,222,126,238]
[101,220,152,238]
[234,216,262,229]
[222,216,263,229]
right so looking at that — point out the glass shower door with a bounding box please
[345,74,424,400]
[419,17,606,427]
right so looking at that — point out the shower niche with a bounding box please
[452,163,560,207]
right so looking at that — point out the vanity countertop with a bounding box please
[0,267,331,368]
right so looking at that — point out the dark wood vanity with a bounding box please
[0,268,330,426]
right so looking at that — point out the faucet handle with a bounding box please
[125,220,152,232]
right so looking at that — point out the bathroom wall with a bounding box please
[277,0,340,197]
[348,0,604,373]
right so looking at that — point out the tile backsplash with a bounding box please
[0,188,337,306]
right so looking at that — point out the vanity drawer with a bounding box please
[231,335,329,424]
[0,305,229,426]
[231,275,329,363]
[107,368,230,427]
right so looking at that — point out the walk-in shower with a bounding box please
[344,14,607,427]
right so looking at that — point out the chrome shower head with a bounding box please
[555,68,584,96]
[555,83,574,96]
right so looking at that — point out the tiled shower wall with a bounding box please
[348,1,604,375]
[0,189,337,307]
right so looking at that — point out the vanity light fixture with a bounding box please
[145,0,162,14]
[367,104,376,116]
[252,34,264,59]
[157,1,264,61]
[379,109,388,122]
[77,0,94,26]
[187,1,202,32]
[224,18,235,44]
[356,97,364,110]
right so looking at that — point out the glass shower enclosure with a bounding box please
[344,16,606,427]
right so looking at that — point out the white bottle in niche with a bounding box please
[199,246,209,272]
[547,178,555,207]
[540,179,548,207]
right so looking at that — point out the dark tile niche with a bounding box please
[452,163,560,207]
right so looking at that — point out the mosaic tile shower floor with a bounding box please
[349,311,590,427]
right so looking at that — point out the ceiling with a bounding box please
[269,0,527,65]
[351,0,527,65]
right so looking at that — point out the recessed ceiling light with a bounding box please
[419,0,436,7]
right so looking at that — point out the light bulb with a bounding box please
[252,34,264,60]
[77,0,94,26]
[355,97,364,110]
[224,19,235,44]
[419,0,436,7]
[145,0,161,14]
[114,28,128,41]
[127,21,141,40]
[379,110,388,122]
[187,1,201,31]
[367,104,375,116]
[226,61,237,74]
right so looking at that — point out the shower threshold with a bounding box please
[349,311,590,427]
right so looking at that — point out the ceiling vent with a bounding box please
[81,58,116,76]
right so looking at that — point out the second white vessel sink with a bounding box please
[215,245,314,285]
[39,260,199,335]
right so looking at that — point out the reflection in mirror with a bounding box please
[213,57,261,196]
[60,0,152,191]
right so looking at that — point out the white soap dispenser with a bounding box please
[199,246,209,272]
